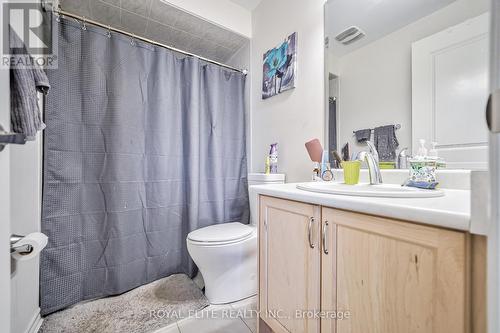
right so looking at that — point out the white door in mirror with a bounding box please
[412,13,489,170]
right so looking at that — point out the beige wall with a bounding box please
[251,0,325,182]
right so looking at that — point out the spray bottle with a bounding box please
[269,143,278,174]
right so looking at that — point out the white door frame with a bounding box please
[0,0,11,331]
[489,1,500,332]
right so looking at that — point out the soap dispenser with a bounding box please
[429,142,438,158]
[409,139,438,183]
[417,139,428,159]
[428,142,446,168]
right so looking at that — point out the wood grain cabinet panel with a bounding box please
[324,208,467,333]
[258,197,482,333]
[259,196,321,333]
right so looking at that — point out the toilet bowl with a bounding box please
[187,222,257,304]
[186,173,285,304]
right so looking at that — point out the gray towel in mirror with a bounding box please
[374,125,399,162]
[354,128,371,142]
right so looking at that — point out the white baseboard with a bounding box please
[26,310,42,333]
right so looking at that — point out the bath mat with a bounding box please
[39,274,209,333]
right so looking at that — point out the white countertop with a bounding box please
[250,182,472,232]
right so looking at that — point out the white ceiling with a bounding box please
[229,0,264,11]
[325,0,457,56]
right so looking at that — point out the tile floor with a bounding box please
[154,295,257,333]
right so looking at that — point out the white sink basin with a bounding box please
[296,182,445,198]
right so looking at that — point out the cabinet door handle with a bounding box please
[308,217,315,249]
[322,221,329,255]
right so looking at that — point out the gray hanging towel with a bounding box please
[374,125,399,162]
[354,128,371,143]
[9,29,50,140]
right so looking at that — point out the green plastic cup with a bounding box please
[341,161,361,185]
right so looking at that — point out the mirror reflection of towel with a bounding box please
[354,129,371,142]
[374,125,399,162]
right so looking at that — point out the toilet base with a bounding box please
[187,231,258,305]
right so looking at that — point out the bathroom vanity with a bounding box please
[251,183,486,333]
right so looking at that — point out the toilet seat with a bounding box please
[187,222,253,246]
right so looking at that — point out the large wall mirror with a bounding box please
[324,0,490,169]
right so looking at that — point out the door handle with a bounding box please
[10,234,32,254]
[486,89,500,133]
[308,217,315,249]
[322,221,329,254]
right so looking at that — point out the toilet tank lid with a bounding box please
[187,222,253,243]
[248,173,286,182]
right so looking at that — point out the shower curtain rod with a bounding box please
[47,6,247,74]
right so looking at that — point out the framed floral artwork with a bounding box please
[262,32,297,99]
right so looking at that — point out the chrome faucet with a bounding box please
[356,141,383,185]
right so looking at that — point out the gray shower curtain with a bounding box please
[40,16,249,315]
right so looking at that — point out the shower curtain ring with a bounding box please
[54,4,62,22]
[54,6,61,22]
[81,17,87,31]
[130,34,136,46]
[106,25,111,38]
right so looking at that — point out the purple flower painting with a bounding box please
[262,32,297,99]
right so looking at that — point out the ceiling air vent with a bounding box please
[335,26,365,45]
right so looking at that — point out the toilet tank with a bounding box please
[248,173,286,226]
[248,172,286,186]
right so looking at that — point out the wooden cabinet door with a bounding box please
[324,208,467,333]
[321,208,338,333]
[259,196,321,333]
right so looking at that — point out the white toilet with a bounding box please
[186,173,285,304]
